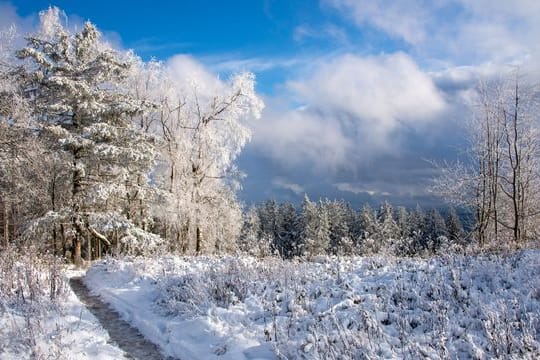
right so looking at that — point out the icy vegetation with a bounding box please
[0,247,127,359]
[85,251,540,359]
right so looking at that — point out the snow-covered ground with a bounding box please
[0,255,126,359]
[85,251,540,359]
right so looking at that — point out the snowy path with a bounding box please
[69,277,175,360]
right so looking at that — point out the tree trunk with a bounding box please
[115,229,120,254]
[72,148,84,266]
[72,237,82,267]
[51,174,57,254]
[86,235,92,262]
[52,225,57,256]
[196,226,202,254]
[3,199,8,248]
[61,224,67,258]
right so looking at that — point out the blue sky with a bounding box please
[3,0,540,208]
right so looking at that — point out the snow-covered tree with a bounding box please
[396,206,410,239]
[377,202,400,251]
[155,65,263,254]
[393,206,416,256]
[433,74,540,246]
[324,199,352,255]
[358,204,378,254]
[424,208,448,253]
[258,199,278,251]
[276,202,299,258]
[312,201,331,256]
[0,25,60,250]
[239,206,271,256]
[299,195,318,256]
[16,8,160,264]
[407,205,426,255]
[446,206,465,245]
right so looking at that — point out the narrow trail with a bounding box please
[70,277,175,360]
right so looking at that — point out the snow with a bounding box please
[84,258,275,359]
[1,251,538,358]
[0,268,127,359]
[85,251,540,359]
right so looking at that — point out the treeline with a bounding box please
[239,196,467,258]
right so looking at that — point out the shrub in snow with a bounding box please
[0,245,70,358]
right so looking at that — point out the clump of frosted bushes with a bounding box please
[153,252,540,359]
[0,245,69,358]
[0,245,67,310]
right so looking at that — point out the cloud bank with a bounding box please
[252,52,445,173]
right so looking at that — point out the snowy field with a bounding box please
[84,251,540,359]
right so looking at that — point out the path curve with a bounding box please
[70,277,175,360]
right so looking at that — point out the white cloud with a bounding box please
[293,23,348,45]
[457,0,540,20]
[323,0,431,45]
[252,52,445,172]
[288,53,445,136]
[272,178,305,195]
[253,103,354,171]
[325,0,540,70]
[335,183,376,196]
[165,54,225,96]
[335,179,435,199]
[202,54,308,74]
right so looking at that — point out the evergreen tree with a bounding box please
[16,8,160,263]
[424,208,448,253]
[277,202,299,258]
[358,204,378,254]
[446,206,465,246]
[324,199,351,255]
[377,201,400,252]
[394,206,413,256]
[239,206,271,257]
[344,203,362,251]
[313,201,331,255]
[258,200,278,253]
[408,205,426,255]
[396,206,410,238]
[300,194,318,256]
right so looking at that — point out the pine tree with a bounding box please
[300,194,317,256]
[393,206,413,256]
[396,206,410,238]
[312,201,331,255]
[408,204,426,255]
[325,199,352,255]
[277,202,299,258]
[344,203,362,251]
[424,208,448,253]
[358,204,378,254]
[446,206,465,246]
[239,206,272,257]
[258,200,279,253]
[17,8,159,263]
[377,202,400,252]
